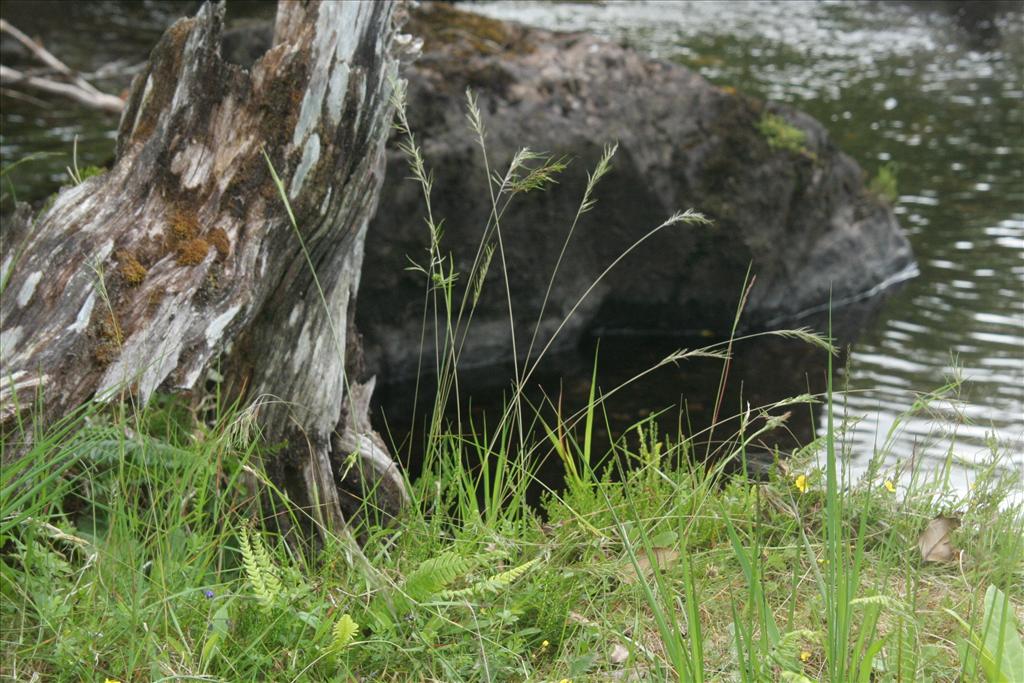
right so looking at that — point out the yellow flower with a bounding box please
[800,650,812,662]
[884,480,896,493]
[104,679,122,683]
[541,640,550,650]
[794,474,808,493]
[558,679,572,683]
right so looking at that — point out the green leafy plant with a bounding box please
[441,557,541,599]
[238,525,283,607]
[948,585,1024,682]
[758,113,812,157]
[330,614,360,653]
[370,549,492,629]
[869,161,899,203]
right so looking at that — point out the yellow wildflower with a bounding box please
[541,640,550,651]
[794,474,808,493]
[104,679,122,683]
[800,650,812,663]
[884,480,896,493]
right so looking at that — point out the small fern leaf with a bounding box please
[238,527,267,601]
[377,550,501,622]
[489,557,540,587]
[331,614,359,652]
[438,585,476,600]
[404,551,478,602]
[441,557,541,599]
[251,531,282,597]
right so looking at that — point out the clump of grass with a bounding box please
[758,113,813,158]
[870,161,900,203]
[2,358,1021,680]
[65,136,106,186]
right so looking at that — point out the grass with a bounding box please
[869,162,900,204]
[757,113,814,159]
[2,382,1021,681]
[2,90,1022,681]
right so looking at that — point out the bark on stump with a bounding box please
[0,1,410,536]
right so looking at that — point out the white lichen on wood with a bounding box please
[16,272,41,307]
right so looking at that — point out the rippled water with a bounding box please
[1,1,1021,491]
[463,0,1024,486]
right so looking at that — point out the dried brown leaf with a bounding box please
[621,548,679,584]
[568,610,598,628]
[610,643,629,664]
[918,515,960,563]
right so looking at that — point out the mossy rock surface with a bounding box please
[358,3,914,380]
[407,3,535,57]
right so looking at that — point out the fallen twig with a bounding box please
[0,19,125,114]
[0,64,123,113]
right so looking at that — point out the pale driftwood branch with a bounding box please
[82,59,148,82]
[0,18,125,114]
[0,18,103,95]
[0,65,124,113]
[0,86,51,108]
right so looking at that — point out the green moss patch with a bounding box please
[408,4,535,57]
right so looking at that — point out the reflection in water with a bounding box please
[375,297,891,502]
[375,330,833,504]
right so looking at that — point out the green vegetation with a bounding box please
[2,376,1021,681]
[757,113,813,158]
[2,92,1021,682]
[870,161,900,204]
[66,135,106,186]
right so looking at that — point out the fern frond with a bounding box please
[330,613,359,652]
[238,526,280,605]
[250,529,282,598]
[491,557,540,586]
[404,551,479,602]
[238,527,268,601]
[369,549,500,629]
[775,628,819,652]
[441,557,541,599]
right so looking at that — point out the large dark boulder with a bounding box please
[358,4,915,379]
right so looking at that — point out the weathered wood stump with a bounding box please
[0,1,411,535]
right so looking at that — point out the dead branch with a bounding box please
[0,19,124,114]
[0,65,123,113]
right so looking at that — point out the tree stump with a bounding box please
[0,0,410,535]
